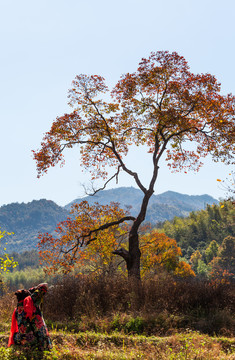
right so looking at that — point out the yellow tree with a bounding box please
[0,228,18,276]
[34,51,235,279]
[141,230,195,277]
[38,201,132,275]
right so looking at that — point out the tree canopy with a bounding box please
[34,51,235,279]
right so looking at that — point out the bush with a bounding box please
[124,317,145,334]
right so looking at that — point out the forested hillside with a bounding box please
[158,200,235,279]
[0,200,69,252]
[161,200,234,251]
[0,188,218,253]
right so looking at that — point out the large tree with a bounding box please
[34,51,235,280]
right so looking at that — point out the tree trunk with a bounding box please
[113,189,156,280]
[127,222,141,280]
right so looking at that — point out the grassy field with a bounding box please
[0,330,234,359]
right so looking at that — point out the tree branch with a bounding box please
[113,247,129,262]
[61,215,135,257]
[86,216,135,245]
[83,166,122,196]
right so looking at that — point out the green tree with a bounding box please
[197,259,210,278]
[204,240,219,264]
[218,236,235,275]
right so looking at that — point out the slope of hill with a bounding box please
[0,188,218,252]
[0,199,69,252]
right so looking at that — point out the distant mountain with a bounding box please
[66,187,218,223]
[65,187,144,211]
[0,200,69,253]
[0,188,218,253]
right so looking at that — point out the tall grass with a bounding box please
[42,274,234,336]
[0,273,234,336]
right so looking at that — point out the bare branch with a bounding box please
[83,166,122,196]
[121,126,154,137]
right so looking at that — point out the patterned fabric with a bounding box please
[9,284,52,351]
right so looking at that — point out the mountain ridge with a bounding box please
[66,187,218,221]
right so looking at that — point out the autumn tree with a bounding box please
[218,235,235,275]
[38,201,132,275]
[34,51,235,280]
[140,230,195,277]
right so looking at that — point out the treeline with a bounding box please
[1,250,42,291]
[3,267,50,291]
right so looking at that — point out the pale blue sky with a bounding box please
[0,0,234,207]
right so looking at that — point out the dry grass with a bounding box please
[0,330,234,359]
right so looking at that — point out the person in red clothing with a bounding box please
[8,283,52,353]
